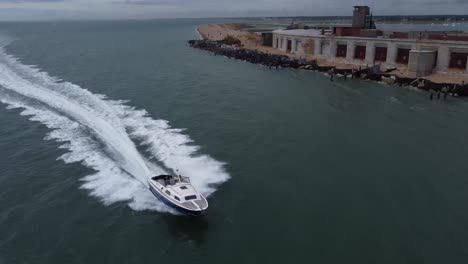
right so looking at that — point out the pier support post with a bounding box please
[314,39,322,56]
[365,42,375,65]
[466,58,468,74]
[273,35,277,49]
[436,46,450,72]
[291,39,297,53]
[329,39,337,59]
[346,41,355,62]
[386,42,397,67]
[282,38,287,51]
[296,40,304,54]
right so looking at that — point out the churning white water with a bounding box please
[0,45,230,212]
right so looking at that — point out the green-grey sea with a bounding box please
[1,19,468,264]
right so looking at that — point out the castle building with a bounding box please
[271,6,468,77]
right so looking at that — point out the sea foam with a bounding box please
[0,45,229,213]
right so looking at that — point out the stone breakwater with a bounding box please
[188,39,468,97]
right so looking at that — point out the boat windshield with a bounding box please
[151,175,190,186]
[166,176,190,186]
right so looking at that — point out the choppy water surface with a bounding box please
[1,20,468,264]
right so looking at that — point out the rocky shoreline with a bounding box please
[188,39,468,97]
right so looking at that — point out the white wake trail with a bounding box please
[0,46,229,212]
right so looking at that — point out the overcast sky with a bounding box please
[0,0,466,21]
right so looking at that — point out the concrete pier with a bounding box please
[291,39,297,53]
[329,39,337,59]
[436,46,450,72]
[386,43,397,66]
[365,42,375,65]
[314,39,322,56]
[346,41,355,62]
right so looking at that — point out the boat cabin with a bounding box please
[150,175,201,202]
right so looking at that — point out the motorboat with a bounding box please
[148,174,208,216]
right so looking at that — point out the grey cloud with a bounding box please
[387,0,468,6]
[0,0,467,20]
[123,0,188,4]
[422,0,468,3]
[0,0,64,2]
